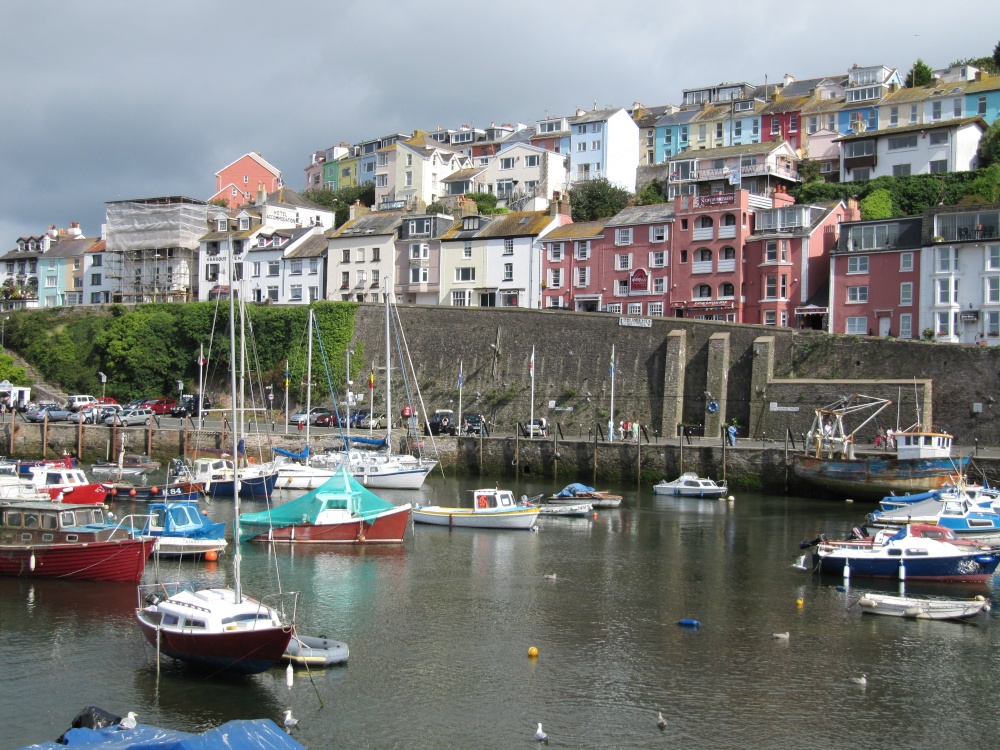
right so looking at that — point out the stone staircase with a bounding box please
[3,348,70,405]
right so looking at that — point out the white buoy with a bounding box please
[843,561,850,580]
[899,560,906,581]
[29,553,36,571]
[286,662,294,689]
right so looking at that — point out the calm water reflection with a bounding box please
[3,476,1000,749]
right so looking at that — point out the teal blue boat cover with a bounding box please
[19,718,304,749]
[237,467,397,541]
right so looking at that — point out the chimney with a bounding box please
[256,182,266,205]
[48,225,58,239]
[549,191,570,218]
[349,200,370,221]
[68,221,82,238]
[783,73,795,87]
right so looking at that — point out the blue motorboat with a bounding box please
[866,490,1000,544]
[142,501,228,558]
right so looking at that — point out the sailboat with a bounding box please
[135,267,294,676]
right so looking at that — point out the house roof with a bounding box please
[799,96,847,115]
[215,152,281,178]
[964,75,1000,94]
[285,234,328,258]
[39,236,102,259]
[653,108,701,128]
[881,80,970,104]
[571,107,622,125]
[747,202,842,241]
[780,75,848,97]
[541,221,606,240]
[265,187,323,210]
[670,140,794,160]
[474,210,554,238]
[761,95,813,115]
[604,204,676,227]
[835,116,986,142]
[327,212,405,239]
[441,167,487,183]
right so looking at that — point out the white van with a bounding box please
[67,395,99,412]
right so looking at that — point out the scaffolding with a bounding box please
[104,197,215,304]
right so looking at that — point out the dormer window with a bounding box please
[28,240,37,251]
[258,237,267,248]
[238,217,250,231]
[463,217,480,231]
[17,240,25,252]
[217,219,227,232]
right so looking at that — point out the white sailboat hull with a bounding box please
[354,463,436,489]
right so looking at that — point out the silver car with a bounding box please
[25,404,72,422]
[104,407,155,426]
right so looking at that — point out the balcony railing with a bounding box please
[691,260,713,274]
[932,226,1000,243]
[717,259,736,272]
[692,227,714,241]
[718,225,737,239]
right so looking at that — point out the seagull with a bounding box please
[850,673,868,686]
[544,573,557,580]
[535,722,548,743]
[119,712,138,730]
[283,710,298,730]
[657,711,667,730]
[772,632,790,640]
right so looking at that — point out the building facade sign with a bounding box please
[629,268,649,293]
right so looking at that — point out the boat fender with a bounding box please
[707,400,718,414]
[477,495,488,508]
[857,597,876,608]
[676,619,700,628]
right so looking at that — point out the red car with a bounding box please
[144,397,178,415]
[314,412,341,427]
[97,396,118,405]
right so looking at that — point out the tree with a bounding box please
[207,198,230,208]
[905,58,933,88]
[465,192,498,213]
[301,183,376,227]
[635,179,666,205]
[859,188,894,220]
[568,178,632,221]
[979,120,1000,167]
[994,40,1000,72]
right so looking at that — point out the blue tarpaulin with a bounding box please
[20,719,305,750]
[556,483,595,498]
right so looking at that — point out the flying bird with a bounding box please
[850,673,867,686]
[535,722,548,743]
[119,712,138,730]
[283,710,299,730]
[657,711,667,730]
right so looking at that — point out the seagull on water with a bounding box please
[119,712,138,730]
[283,710,299,730]
[772,631,790,640]
[535,722,548,743]
[850,673,867,686]
[657,711,667,730]
[544,573,557,580]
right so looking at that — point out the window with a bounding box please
[267,261,280,276]
[617,280,629,295]
[503,263,513,281]
[807,116,818,134]
[576,241,590,260]
[979,96,988,116]
[217,218,227,231]
[846,316,867,334]
[575,267,590,286]
[577,141,587,152]
[889,107,898,126]
[909,105,918,124]
[720,282,735,298]
[649,225,666,243]
[987,311,1000,338]
[606,303,622,314]
[936,277,958,304]
[409,243,429,259]
[372,247,381,262]
[986,277,1000,304]
[789,114,798,132]
[451,290,470,306]
[356,248,365,262]
[845,141,874,158]
[205,264,219,282]
[900,281,913,306]
[848,225,899,251]
[937,246,957,272]
[734,121,742,138]
[953,98,962,117]
[91,255,102,267]
[650,251,665,268]
[267,286,279,302]
[847,256,869,274]
[341,248,350,263]
[525,154,540,167]
[765,241,777,263]
[765,275,777,299]
[649,302,664,317]
[653,278,665,293]
[371,270,379,288]
[455,267,476,282]
[932,101,942,120]
[764,310,777,326]
[893,164,911,177]
[716,123,724,140]
[409,267,429,283]
[356,270,366,287]
[698,124,707,142]
[503,239,514,254]
[887,134,918,150]
[900,252,913,272]
[616,254,632,271]
[591,140,601,150]
[549,242,564,261]
[309,259,319,274]
[988,246,1000,271]
[848,86,880,102]
[828,114,837,131]
[847,286,868,303]
[500,157,515,170]
[289,285,302,301]
[751,120,759,137]
[548,268,563,288]
[770,118,780,136]
[289,260,302,275]
[91,273,102,286]
[935,310,951,336]
[341,271,350,288]
[853,168,871,181]
[375,175,387,187]
[899,313,913,338]
[627,302,642,315]
[616,228,633,246]
[408,218,431,234]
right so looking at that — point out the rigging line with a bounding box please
[390,301,442,472]
[310,310,350,445]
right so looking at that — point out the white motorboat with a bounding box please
[857,592,990,620]
[653,472,729,498]
[538,503,593,517]
[413,488,540,530]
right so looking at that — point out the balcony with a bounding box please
[692,261,713,274]
[932,226,1000,243]
[698,162,801,182]
[717,259,736,273]
[692,227,714,241]
[718,225,737,239]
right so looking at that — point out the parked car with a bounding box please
[360,413,386,430]
[463,413,488,436]
[68,405,112,424]
[97,396,118,405]
[26,404,73,422]
[289,406,335,426]
[144,398,178,415]
[314,412,341,427]
[348,408,369,428]
[526,417,547,438]
[104,407,155,426]
[426,409,455,436]
[67,395,99,412]
[170,394,212,418]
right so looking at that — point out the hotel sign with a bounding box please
[629,268,649,293]
[696,194,736,207]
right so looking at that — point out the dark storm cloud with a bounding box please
[2,0,998,242]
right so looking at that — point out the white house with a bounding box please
[568,107,639,192]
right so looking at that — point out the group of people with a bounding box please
[875,427,896,450]
[612,420,640,442]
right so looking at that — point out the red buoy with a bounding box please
[204,550,219,562]
[129,489,136,497]
[150,487,159,494]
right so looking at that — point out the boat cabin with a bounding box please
[0,501,127,544]
[472,488,517,511]
[895,432,953,460]
[146,502,225,539]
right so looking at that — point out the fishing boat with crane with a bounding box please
[791,394,967,501]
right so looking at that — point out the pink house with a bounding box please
[829,216,923,338]
[744,197,858,328]
[211,152,282,209]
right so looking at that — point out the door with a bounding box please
[879,316,891,337]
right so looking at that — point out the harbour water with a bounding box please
[4,475,1000,749]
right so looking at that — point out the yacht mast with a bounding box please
[228,237,242,603]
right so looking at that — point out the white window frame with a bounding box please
[899,252,914,272]
[615,228,633,246]
[846,316,867,335]
[847,256,869,274]
[847,286,869,303]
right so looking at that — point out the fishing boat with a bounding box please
[864,489,1000,544]
[791,394,968,501]
[135,271,294,676]
[239,466,411,544]
[105,459,204,503]
[857,592,990,620]
[0,501,154,582]
[652,472,729,498]
[802,524,999,582]
[90,453,161,478]
[27,465,110,505]
[546,483,622,508]
[142,501,227,558]
[412,488,540,530]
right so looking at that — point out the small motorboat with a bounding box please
[283,633,349,667]
[857,592,990,620]
[802,524,1000,582]
[538,503,593,517]
[90,454,161,478]
[413,488,540,530]
[653,472,729,498]
[547,483,622,508]
[866,487,1000,544]
[142,501,227,558]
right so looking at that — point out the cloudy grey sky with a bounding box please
[2,1,998,243]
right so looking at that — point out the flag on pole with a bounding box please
[457,364,463,389]
[284,363,290,388]
[368,369,375,390]
[727,164,742,186]
[609,349,615,376]
[529,349,534,376]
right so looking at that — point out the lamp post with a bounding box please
[176,380,183,408]
[97,371,107,400]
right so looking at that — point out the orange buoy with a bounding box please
[528,646,539,658]
[150,487,159,494]
[110,488,117,497]
[129,489,136,497]
[357,533,367,542]
[204,550,218,562]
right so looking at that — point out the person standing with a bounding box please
[727,424,737,447]
[632,420,640,443]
